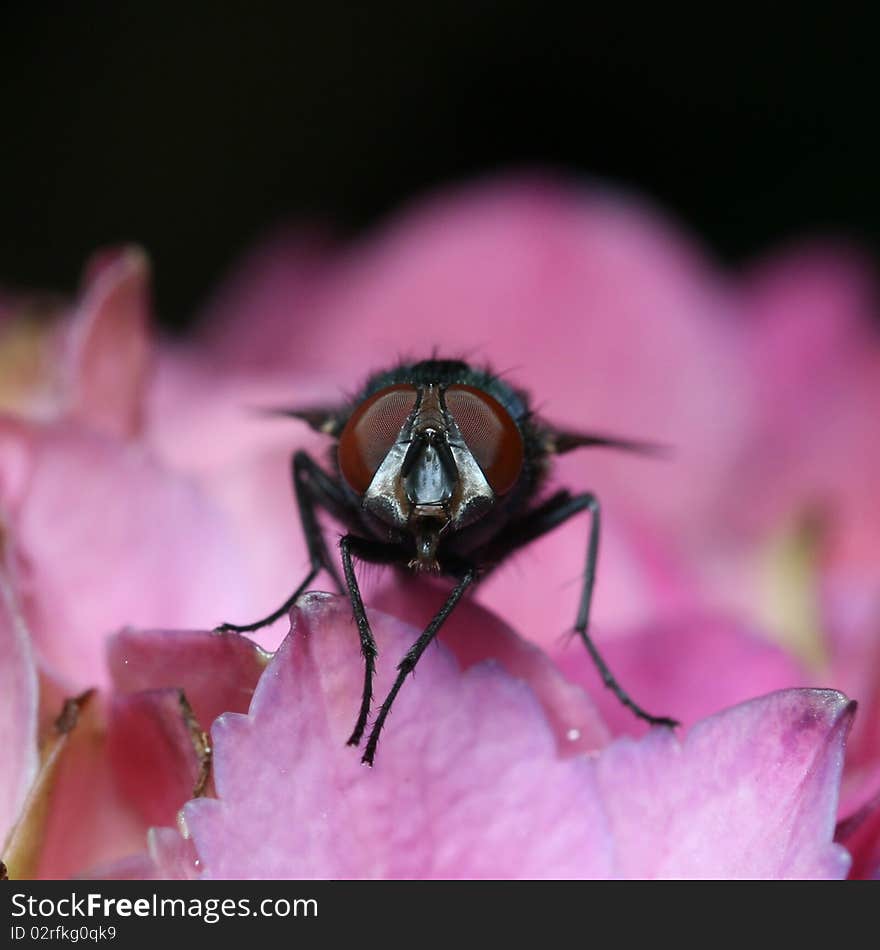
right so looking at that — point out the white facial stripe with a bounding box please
[403,443,454,505]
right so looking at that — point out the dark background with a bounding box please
[1,5,877,328]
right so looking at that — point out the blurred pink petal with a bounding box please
[178,594,851,879]
[0,416,36,512]
[145,362,334,644]
[147,349,334,477]
[725,244,880,547]
[742,245,877,456]
[61,246,154,438]
[554,613,810,737]
[8,691,146,880]
[820,584,880,781]
[0,565,39,849]
[196,230,333,373]
[0,419,246,687]
[107,688,209,827]
[476,505,698,650]
[107,627,269,727]
[837,787,880,880]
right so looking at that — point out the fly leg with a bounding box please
[476,490,678,729]
[362,566,476,766]
[336,534,411,749]
[215,450,347,634]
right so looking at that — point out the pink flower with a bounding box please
[0,174,878,878]
[171,596,852,879]
[83,597,859,879]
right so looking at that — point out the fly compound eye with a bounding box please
[444,385,524,494]
[338,384,419,494]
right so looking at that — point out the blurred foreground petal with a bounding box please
[0,563,39,849]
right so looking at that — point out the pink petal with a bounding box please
[79,852,163,881]
[107,627,269,728]
[0,415,36,513]
[0,420,247,687]
[178,594,851,879]
[147,826,203,880]
[731,243,880,544]
[475,506,698,651]
[87,826,204,881]
[61,247,154,439]
[554,612,810,737]
[820,582,880,776]
[837,786,880,880]
[594,689,853,878]
[183,593,611,879]
[107,688,208,827]
[370,577,609,754]
[145,360,334,643]
[11,692,147,880]
[743,245,877,437]
[147,350,334,477]
[0,566,39,847]
[196,230,333,373]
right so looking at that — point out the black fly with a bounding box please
[217,359,678,764]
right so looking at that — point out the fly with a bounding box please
[217,358,678,764]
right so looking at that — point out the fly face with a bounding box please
[336,375,526,569]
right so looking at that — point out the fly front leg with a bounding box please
[337,534,412,748]
[339,534,382,749]
[362,566,476,766]
[215,450,347,634]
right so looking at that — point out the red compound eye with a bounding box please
[444,385,524,495]
[338,384,418,494]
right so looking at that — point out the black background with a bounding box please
[1,4,877,328]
